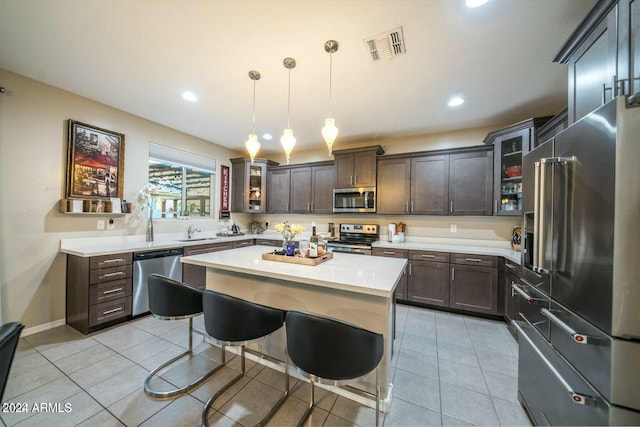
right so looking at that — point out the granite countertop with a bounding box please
[181,245,407,298]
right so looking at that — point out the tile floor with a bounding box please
[2,305,531,426]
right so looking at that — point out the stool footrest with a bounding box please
[144,350,223,399]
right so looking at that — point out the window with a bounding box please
[148,143,216,219]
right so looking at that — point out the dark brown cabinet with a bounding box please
[372,247,408,300]
[267,162,334,214]
[66,252,133,334]
[555,0,640,124]
[182,241,234,290]
[377,147,490,216]
[407,250,450,307]
[231,158,277,213]
[333,146,383,188]
[483,117,551,216]
[450,254,499,315]
[267,168,291,213]
[376,157,411,214]
[448,148,493,216]
[504,259,521,337]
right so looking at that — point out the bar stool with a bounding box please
[201,290,289,427]
[144,274,219,398]
[285,310,384,427]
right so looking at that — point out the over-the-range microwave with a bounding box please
[332,187,376,213]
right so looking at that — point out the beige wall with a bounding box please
[0,68,240,329]
[0,68,518,332]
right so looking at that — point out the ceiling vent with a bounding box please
[364,27,406,61]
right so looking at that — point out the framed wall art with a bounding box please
[66,120,125,199]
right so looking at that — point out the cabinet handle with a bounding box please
[451,267,455,281]
[103,258,124,264]
[411,201,414,213]
[421,254,435,258]
[383,251,396,255]
[405,201,409,213]
[103,307,124,316]
[354,175,357,185]
[450,201,454,213]
[602,82,613,105]
[310,203,313,212]
[103,271,125,278]
[103,288,123,295]
[409,263,412,275]
[465,258,482,263]
[505,262,516,270]
[494,199,498,213]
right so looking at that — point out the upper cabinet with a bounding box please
[483,117,551,216]
[333,146,384,188]
[554,0,640,124]
[231,158,277,213]
[377,146,493,216]
[266,162,334,214]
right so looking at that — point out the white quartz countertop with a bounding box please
[181,245,407,298]
[372,240,522,265]
[60,234,521,265]
[59,234,267,257]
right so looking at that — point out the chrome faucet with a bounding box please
[187,224,201,239]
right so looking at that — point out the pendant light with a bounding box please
[280,57,297,164]
[322,40,339,155]
[245,70,261,163]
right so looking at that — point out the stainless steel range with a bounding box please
[326,223,379,256]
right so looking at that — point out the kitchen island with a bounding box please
[181,245,407,411]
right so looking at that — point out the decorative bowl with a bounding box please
[505,166,522,178]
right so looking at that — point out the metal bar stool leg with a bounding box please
[202,346,246,427]
[256,350,291,427]
[144,317,222,399]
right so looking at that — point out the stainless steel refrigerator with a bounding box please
[515,96,640,425]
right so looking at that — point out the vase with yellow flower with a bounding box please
[274,222,304,256]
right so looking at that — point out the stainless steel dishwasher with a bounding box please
[132,247,184,316]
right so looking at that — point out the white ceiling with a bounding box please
[0,0,595,156]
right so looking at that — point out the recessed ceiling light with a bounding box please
[181,91,198,102]
[448,96,465,107]
[465,0,489,8]
[262,133,273,141]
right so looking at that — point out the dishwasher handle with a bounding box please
[134,248,184,261]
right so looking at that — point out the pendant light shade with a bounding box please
[245,133,260,163]
[281,57,297,164]
[280,128,296,164]
[322,40,339,155]
[245,70,261,163]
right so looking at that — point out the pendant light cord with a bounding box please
[286,68,292,128]
[328,51,333,117]
[251,79,257,133]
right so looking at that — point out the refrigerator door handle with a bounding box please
[533,161,541,270]
[540,308,602,345]
[512,320,599,406]
[511,283,546,305]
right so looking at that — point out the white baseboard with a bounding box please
[22,319,66,337]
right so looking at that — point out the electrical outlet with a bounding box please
[450,224,457,233]
[107,218,115,230]
[97,220,105,230]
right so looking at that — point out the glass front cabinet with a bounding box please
[484,117,552,216]
[231,158,277,213]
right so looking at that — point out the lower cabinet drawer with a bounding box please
[409,250,449,263]
[89,297,132,326]
[89,278,132,305]
[90,265,132,284]
[451,253,498,267]
[372,248,408,259]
